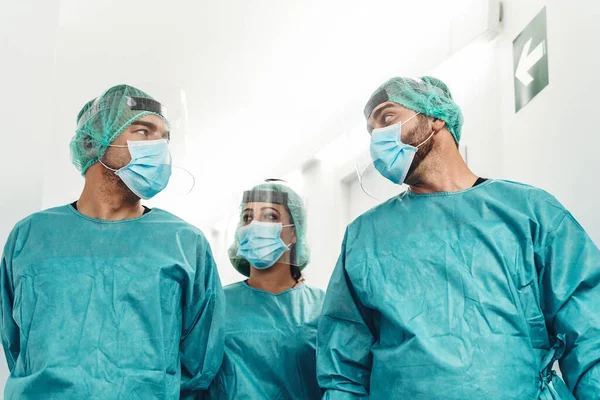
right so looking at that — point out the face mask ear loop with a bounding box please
[403,112,433,149]
[98,159,119,172]
[281,224,296,251]
[416,130,436,149]
[99,142,130,172]
[403,112,421,124]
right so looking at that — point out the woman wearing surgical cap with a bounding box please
[207,180,325,400]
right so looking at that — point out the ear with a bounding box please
[432,118,446,132]
[291,229,298,245]
[83,136,93,150]
[82,136,98,158]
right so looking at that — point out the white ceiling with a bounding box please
[43,0,459,229]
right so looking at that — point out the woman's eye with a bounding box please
[242,215,253,224]
[264,213,278,221]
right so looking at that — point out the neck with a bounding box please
[247,262,299,294]
[408,140,478,195]
[76,166,144,220]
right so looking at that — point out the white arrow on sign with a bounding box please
[515,38,546,86]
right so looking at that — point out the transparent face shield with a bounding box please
[344,112,409,202]
[237,189,301,267]
[127,83,195,203]
[227,179,310,274]
[351,76,445,201]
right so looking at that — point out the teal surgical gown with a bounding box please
[208,281,325,399]
[0,205,225,399]
[317,180,600,399]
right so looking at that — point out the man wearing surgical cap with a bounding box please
[317,76,600,399]
[0,85,224,399]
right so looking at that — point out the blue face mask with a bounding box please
[369,113,434,185]
[236,221,294,269]
[101,139,172,200]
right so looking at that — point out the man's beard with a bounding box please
[100,158,139,202]
[404,119,435,183]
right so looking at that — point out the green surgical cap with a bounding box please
[229,181,310,277]
[70,84,168,175]
[364,76,464,144]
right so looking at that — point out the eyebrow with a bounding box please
[131,120,158,130]
[242,206,281,215]
[262,207,281,215]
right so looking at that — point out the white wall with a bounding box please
[0,0,60,393]
[294,163,349,290]
[497,0,600,242]
[0,2,59,240]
